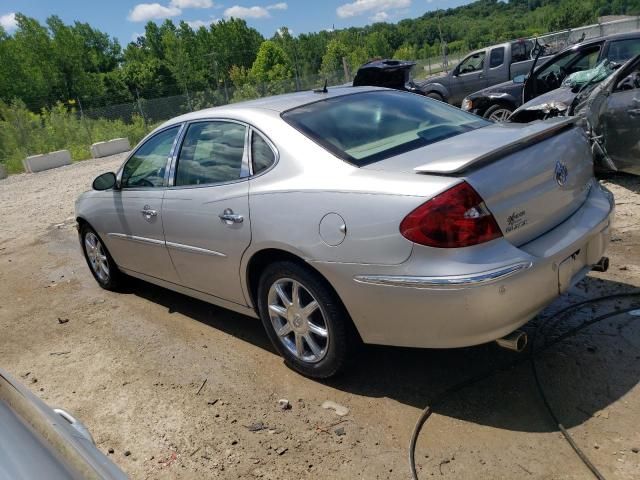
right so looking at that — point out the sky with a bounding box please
[0,0,473,43]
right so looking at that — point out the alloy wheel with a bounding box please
[488,108,512,122]
[267,278,329,363]
[84,232,110,283]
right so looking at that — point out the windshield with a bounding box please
[282,90,489,166]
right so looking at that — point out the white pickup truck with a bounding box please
[419,39,551,106]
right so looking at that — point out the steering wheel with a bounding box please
[135,178,155,187]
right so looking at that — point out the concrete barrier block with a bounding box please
[91,138,130,158]
[23,150,72,173]
[0,164,7,180]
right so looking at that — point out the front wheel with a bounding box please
[257,261,350,378]
[80,224,122,290]
[484,104,513,122]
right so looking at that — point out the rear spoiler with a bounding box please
[414,117,578,175]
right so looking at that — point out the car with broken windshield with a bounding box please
[76,87,614,378]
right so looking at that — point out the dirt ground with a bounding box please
[1,155,639,480]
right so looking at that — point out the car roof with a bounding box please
[565,31,640,50]
[164,86,386,125]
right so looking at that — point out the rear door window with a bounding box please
[490,47,505,68]
[607,39,640,64]
[175,121,247,186]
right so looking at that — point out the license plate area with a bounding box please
[558,248,588,293]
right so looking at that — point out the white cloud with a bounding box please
[370,11,389,21]
[170,0,213,8]
[0,12,18,32]
[186,17,219,28]
[127,3,181,22]
[267,2,288,10]
[223,5,270,19]
[337,0,411,19]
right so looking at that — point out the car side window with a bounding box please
[251,131,276,174]
[490,47,505,68]
[457,52,485,75]
[121,126,179,188]
[607,39,640,64]
[175,121,247,186]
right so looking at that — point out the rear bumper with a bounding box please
[312,182,614,348]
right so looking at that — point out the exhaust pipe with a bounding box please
[592,256,609,272]
[496,330,528,353]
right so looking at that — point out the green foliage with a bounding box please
[0,99,151,173]
[2,0,640,173]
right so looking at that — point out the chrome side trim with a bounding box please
[354,262,533,289]
[166,241,226,257]
[107,233,165,246]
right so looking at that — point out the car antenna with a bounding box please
[313,79,328,93]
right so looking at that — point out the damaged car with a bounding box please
[509,59,620,123]
[587,54,640,175]
[462,32,640,121]
[509,54,640,175]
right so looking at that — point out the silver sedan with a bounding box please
[76,87,614,378]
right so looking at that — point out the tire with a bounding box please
[483,104,514,122]
[257,261,349,378]
[80,224,122,291]
[426,92,443,101]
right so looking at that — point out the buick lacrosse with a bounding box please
[76,87,614,378]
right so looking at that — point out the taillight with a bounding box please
[400,181,502,248]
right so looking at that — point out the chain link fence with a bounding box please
[2,17,639,175]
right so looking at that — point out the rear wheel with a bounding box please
[484,104,513,122]
[257,261,349,378]
[80,224,122,290]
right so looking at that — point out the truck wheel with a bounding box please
[426,92,443,102]
[484,104,513,122]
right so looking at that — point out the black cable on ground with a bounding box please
[409,292,640,480]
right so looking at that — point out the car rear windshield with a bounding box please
[282,90,489,166]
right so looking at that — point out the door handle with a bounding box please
[141,205,157,219]
[219,208,244,224]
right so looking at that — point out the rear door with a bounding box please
[162,120,252,305]
[599,57,640,174]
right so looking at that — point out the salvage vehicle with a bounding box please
[509,59,619,123]
[76,87,614,378]
[0,368,126,480]
[461,32,640,121]
[587,54,640,175]
[353,59,426,95]
[509,54,640,175]
[418,39,549,105]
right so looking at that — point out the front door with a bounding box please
[601,58,640,174]
[103,125,181,282]
[450,51,487,105]
[162,120,252,305]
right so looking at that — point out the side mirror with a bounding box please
[513,74,527,84]
[92,172,117,191]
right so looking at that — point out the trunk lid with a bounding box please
[363,119,594,246]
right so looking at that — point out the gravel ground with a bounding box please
[1,156,639,479]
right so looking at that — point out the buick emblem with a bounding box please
[554,161,568,186]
